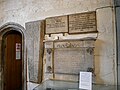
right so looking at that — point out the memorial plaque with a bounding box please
[69,12,97,34]
[45,39,95,75]
[53,41,94,74]
[46,15,68,34]
[54,48,85,74]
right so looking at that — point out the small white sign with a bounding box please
[16,51,21,59]
[79,72,92,90]
[16,43,21,60]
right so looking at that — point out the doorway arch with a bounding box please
[0,22,26,90]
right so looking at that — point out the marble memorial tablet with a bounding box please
[53,41,94,74]
[54,48,85,74]
[69,12,96,34]
[46,15,68,34]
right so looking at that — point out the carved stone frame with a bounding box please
[45,39,95,81]
[0,22,27,90]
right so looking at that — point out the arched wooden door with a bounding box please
[3,31,22,90]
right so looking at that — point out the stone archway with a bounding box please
[0,22,26,90]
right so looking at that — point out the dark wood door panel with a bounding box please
[4,31,22,90]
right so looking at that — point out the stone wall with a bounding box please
[0,0,113,27]
[95,7,116,85]
[0,0,117,90]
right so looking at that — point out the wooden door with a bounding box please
[3,31,22,90]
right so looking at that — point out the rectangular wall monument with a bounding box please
[45,39,95,78]
[69,12,97,34]
[46,15,68,34]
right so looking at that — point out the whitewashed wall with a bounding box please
[0,0,117,90]
[0,0,113,27]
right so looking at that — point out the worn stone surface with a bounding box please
[45,40,95,82]
[25,20,44,83]
[0,0,117,89]
[54,48,85,74]
[95,7,117,85]
[69,12,96,34]
[55,74,79,81]
[46,15,68,34]
[44,6,117,85]
[45,48,53,73]
[58,33,98,40]
[45,41,54,48]
[54,41,84,48]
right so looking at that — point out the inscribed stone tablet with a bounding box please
[69,12,96,34]
[53,41,94,74]
[54,48,85,74]
[54,41,83,48]
[46,15,68,34]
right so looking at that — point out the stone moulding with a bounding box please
[0,22,26,90]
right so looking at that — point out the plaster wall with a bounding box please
[0,0,117,90]
[0,0,113,27]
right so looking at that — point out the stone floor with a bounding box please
[33,80,119,90]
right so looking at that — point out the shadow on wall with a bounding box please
[94,39,104,84]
